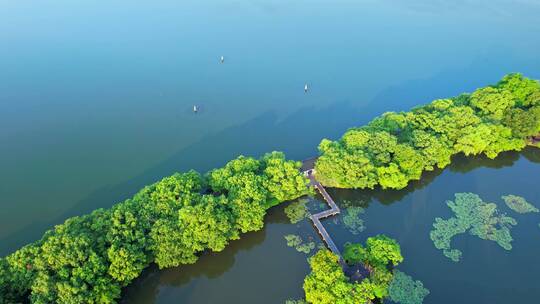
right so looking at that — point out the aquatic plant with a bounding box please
[316,74,540,189]
[284,234,316,254]
[430,193,517,262]
[285,199,309,224]
[501,194,539,214]
[388,270,430,304]
[340,198,367,208]
[297,242,316,254]
[342,206,366,235]
[285,299,307,304]
[285,234,302,247]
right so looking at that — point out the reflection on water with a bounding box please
[328,148,540,304]
[121,204,304,303]
[122,147,540,303]
[331,147,537,207]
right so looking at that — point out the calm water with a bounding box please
[1,0,540,303]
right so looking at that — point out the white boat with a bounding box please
[220,56,224,63]
[193,105,198,113]
[304,84,309,92]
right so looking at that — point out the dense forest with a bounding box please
[0,152,309,303]
[303,235,403,304]
[1,74,539,304]
[315,74,540,189]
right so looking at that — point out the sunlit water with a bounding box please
[1,1,540,303]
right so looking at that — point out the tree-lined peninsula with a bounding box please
[315,73,540,189]
[0,152,309,303]
[1,74,539,303]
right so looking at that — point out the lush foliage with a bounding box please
[303,236,403,304]
[303,250,377,304]
[388,270,430,304]
[343,235,403,269]
[0,152,308,304]
[342,207,366,235]
[430,193,517,262]
[284,199,309,224]
[4,74,539,303]
[315,74,540,189]
[501,194,539,214]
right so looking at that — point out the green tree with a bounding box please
[377,163,408,189]
[502,108,540,138]
[315,74,540,191]
[1,150,309,303]
[496,73,540,107]
[262,151,309,203]
[469,86,515,120]
[364,235,403,268]
[303,250,375,304]
[306,236,403,304]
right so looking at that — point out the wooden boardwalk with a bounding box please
[305,170,343,259]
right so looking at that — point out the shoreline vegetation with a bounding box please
[0,152,310,303]
[303,236,403,304]
[315,74,540,190]
[1,74,540,303]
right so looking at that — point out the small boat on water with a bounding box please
[193,105,198,113]
[304,84,309,93]
[220,56,224,63]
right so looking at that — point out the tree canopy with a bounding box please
[303,236,403,304]
[3,74,539,303]
[315,74,540,189]
[303,250,377,304]
[0,152,309,304]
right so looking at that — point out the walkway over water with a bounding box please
[305,169,343,260]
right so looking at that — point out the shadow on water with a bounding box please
[328,147,540,208]
[0,101,362,255]
[3,50,539,255]
[364,48,539,116]
[120,204,289,303]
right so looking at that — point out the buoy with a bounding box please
[304,84,309,93]
[220,56,224,63]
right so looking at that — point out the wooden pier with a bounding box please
[304,166,375,294]
[305,169,343,260]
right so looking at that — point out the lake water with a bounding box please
[1,0,540,303]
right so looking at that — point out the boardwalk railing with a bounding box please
[305,169,343,261]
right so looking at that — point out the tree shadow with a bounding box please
[120,204,288,303]
[3,51,539,256]
[0,101,362,256]
[330,147,540,208]
[360,49,540,125]
[3,50,539,303]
